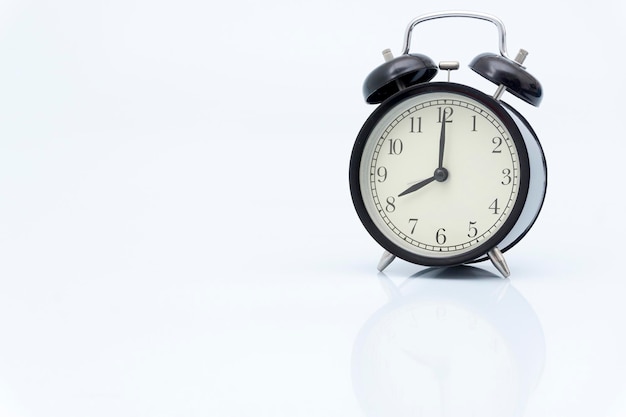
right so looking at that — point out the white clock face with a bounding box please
[357,86,527,262]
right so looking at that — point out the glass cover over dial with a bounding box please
[355,84,529,264]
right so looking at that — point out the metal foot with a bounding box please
[377,250,396,272]
[488,247,510,278]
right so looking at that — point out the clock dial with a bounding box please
[352,83,530,265]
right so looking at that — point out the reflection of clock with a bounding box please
[352,267,545,417]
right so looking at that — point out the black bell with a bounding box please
[363,54,437,104]
[469,53,543,106]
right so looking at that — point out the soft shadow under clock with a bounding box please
[409,264,501,280]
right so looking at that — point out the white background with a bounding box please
[0,0,624,416]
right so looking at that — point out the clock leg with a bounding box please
[377,250,396,272]
[488,247,511,278]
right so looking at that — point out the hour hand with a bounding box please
[398,175,436,197]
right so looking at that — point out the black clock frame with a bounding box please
[349,82,531,267]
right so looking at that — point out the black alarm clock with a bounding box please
[349,11,547,277]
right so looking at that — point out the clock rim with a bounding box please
[349,82,531,267]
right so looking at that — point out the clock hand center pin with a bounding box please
[434,167,448,182]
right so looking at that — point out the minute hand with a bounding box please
[438,113,448,169]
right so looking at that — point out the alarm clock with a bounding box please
[349,11,547,277]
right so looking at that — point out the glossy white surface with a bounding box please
[0,1,624,416]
